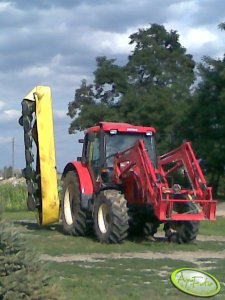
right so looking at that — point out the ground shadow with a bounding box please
[14,220,171,245]
[13,220,63,233]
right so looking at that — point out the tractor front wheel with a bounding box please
[61,171,88,236]
[164,202,200,243]
[94,190,129,243]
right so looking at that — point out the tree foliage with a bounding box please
[67,58,124,134]
[182,55,225,195]
[68,24,195,151]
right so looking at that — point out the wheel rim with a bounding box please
[64,186,73,225]
[98,203,110,234]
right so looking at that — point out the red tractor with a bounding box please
[61,121,217,244]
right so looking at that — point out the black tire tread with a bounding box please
[94,189,129,244]
[61,171,88,236]
[164,202,200,243]
[143,221,160,237]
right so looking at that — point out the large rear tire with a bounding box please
[61,171,88,236]
[164,202,200,243]
[94,190,129,243]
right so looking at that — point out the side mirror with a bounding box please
[88,132,95,142]
[78,139,84,143]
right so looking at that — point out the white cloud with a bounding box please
[0,109,20,121]
[0,2,11,12]
[20,66,51,77]
[0,101,6,110]
[0,136,12,144]
[54,109,67,119]
[81,29,134,55]
[180,27,218,50]
[168,1,199,17]
[164,20,223,60]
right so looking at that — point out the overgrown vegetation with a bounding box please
[0,183,27,211]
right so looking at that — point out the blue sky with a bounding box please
[0,0,224,172]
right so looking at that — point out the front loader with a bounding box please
[19,87,217,244]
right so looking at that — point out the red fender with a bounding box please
[62,162,94,198]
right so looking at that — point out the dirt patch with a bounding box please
[41,250,225,264]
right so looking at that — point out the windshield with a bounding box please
[105,132,157,167]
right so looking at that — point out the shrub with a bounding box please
[0,210,64,300]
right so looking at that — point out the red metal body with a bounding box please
[65,122,216,223]
[62,162,94,198]
[113,140,217,221]
[87,121,156,134]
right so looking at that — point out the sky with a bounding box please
[0,0,224,172]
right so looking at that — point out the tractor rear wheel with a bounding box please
[94,190,129,243]
[164,202,200,243]
[61,171,88,236]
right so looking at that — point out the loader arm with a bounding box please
[113,140,217,221]
[19,86,60,225]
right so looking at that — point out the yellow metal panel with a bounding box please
[28,86,60,225]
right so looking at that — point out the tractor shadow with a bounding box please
[128,234,167,244]
[13,220,63,233]
[13,220,168,243]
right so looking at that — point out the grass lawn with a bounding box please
[47,258,225,300]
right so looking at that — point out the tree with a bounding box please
[180,23,225,196]
[182,55,225,196]
[3,166,12,179]
[67,58,125,134]
[218,22,225,31]
[68,24,195,152]
[0,211,64,300]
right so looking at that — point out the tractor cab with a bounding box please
[80,122,157,184]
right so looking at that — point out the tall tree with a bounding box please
[68,24,195,152]
[120,24,195,150]
[182,55,225,196]
[180,23,225,196]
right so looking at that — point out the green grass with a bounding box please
[4,210,36,221]
[2,219,224,256]
[0,183,27,211]
[199,217,225,236]
[3,211,225,256]
[46,258,225,300]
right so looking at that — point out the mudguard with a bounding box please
[23,86,60,225]
[62,162,94,208]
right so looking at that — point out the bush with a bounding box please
[0,210,64,300]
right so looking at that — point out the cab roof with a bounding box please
[87,122,156,134]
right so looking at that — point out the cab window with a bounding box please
[87,133,100,177]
